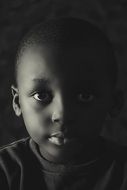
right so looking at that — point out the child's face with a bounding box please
[13,44,114,163]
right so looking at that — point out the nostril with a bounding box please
[53,118,60,123]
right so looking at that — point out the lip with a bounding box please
[48,132,65,146]
[48,131,76,146]
[50,132,65,138]
[48,136,65,146]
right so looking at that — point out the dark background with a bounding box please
[0,0,127,146]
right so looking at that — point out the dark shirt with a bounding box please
[0,137,127,190]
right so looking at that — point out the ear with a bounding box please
[109,89,124,118]
[11,85,22,117]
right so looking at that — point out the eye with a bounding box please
[77,92,94,103]
[33,91,53,104]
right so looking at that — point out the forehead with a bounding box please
[17,43,111,89]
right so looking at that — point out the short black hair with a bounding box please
[14,17,118,87]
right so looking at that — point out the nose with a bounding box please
[52,112,63,124]
[51,92,64,125]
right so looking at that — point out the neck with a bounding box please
[38,137,105,165]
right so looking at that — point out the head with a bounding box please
[11,17,123,163]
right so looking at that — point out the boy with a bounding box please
[0,17,126,190]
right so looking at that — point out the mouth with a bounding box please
[48,136,65,146]
[48,132,71,146]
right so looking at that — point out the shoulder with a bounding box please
[105,140,127,187]
[0,137,31,189]
[0,137,30,150]
[105,139,127,161]
[103,139,127,176]
[0,137,31,172]
[0,137,30,157]
[0,138,45,189]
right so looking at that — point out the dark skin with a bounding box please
[11,43,123,164]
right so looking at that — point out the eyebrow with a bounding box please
[32,78,50,85]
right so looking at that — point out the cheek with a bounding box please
[76,101,109,134]
[92,106,108,123]
[19,99,52,139]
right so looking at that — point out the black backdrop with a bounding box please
[1,0,127,146]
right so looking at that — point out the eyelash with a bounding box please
[33,90,94,105]
[33,91,53,104]
[77,92,94,103]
